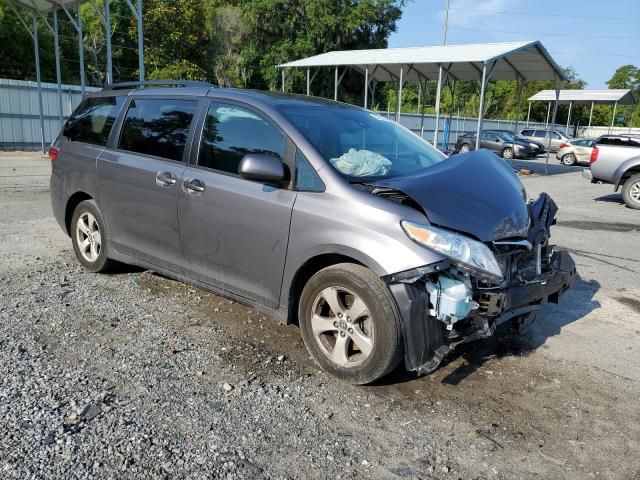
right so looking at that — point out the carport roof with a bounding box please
[9,0,83,12]
[528,89,636,105]
[278,40,566,82]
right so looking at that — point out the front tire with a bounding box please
[501,147,513,159]
[298,263,403,384]
[71,200,117,272]
[561,153,577,166]
[622,174,640,209]
[459,143,471,153]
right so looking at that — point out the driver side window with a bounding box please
[198,103,286,175]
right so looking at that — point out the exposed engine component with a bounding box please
[426,273,479,329]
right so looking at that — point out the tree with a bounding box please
[605,64,639,128]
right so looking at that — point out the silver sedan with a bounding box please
[556,138,595,166]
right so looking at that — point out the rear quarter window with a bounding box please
[63,96,125,145]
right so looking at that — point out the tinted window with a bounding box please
[532,130,546,138]
[521,129,534,136]
[279,105,445,181]
[551,132,562,139]
[63,96,124,145]
[198,103,286,175]
[295,149,324,192]
[597,136,640,147]
[118,98,197,162]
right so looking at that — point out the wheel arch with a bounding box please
[65,191,94,236]
[285,253,370,326]
[613,156,640,190]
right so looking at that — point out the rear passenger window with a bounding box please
[63,96,124,145]
[521,129,533,136]
[533,130,546,138]
[198,103,285,175]
[118,98,197,162]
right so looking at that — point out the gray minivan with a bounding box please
[50,81,575,384]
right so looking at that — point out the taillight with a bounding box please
[48,146,59,161]
[589,146,599,164]
[559,143,569,149]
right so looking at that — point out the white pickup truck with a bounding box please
[583,134,640,209]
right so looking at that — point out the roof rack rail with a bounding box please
[103,80,217,91]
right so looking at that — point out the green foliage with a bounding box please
[0,0,637,129]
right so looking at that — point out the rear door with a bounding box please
[97,96,200,271]
[178,101,296,308]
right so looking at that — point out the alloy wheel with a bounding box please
[76,212,101,263]
[310,286,374,367]
[631,181,640,203]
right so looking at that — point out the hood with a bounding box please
[372,150,530,242]
[517,137,544,148]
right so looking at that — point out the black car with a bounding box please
[455,130,546,159]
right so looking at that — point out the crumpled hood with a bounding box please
[372,150,530,242]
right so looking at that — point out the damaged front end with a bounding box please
[385,193,576,375]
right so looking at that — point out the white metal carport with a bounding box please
[3,0,145,152]
[526,89,636,135]
[278,40,566,173]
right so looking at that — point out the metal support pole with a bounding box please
[526,101,531,126]
[545,101,551,128]
[512,78,524,165]
[609,101,618,134]
[397,66,404,122]
[281,69,285,92]
[33,14,45,153]
[565,100,573,135]
[587,100,594,134]
[105,0,112,84]
[334,67,338,101]
[306,68,310,96]
[475,64,487,150]
[136,0,144,81]
[433,66,444,145]
[363,67,368,109]
[371,81,376,109]
[544,77,561,175]
[53,7,64,129]
[77,1,85,92]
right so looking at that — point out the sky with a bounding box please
[388,0,640,88]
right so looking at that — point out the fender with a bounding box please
[613,155,640,191]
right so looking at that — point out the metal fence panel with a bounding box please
[0,79,99,149]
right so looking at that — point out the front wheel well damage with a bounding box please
[65,192,93,236]
[287,254,364,325]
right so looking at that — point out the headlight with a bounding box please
[401,221,503,282]
[529,143,538,148]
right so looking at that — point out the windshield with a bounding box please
[278,104,445,181]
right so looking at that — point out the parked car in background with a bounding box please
[49,81,575,384]
[556,138,595,166]
[519,128,571,152]
[583,134,640,209]
[455,130,543,158]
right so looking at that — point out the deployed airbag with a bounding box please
[330,149,392,177]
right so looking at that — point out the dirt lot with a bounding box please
[1,152,639,480]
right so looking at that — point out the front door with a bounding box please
[178,101,296,308]
[97,97,199,270]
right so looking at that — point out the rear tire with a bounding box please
[298,263,403,384]
[561,153,577,166]
[622,174,640,209]
[71,200,118,273]
[459,143,471,153]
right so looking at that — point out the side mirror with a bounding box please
[238,154,288,185]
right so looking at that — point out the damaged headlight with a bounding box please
[401,221,503,282]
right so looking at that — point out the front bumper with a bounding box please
[388,249,575,374]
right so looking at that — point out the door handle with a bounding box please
[183,178,205,194]
[156,171,177,187]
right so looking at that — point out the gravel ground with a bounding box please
[1,152,639,480]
